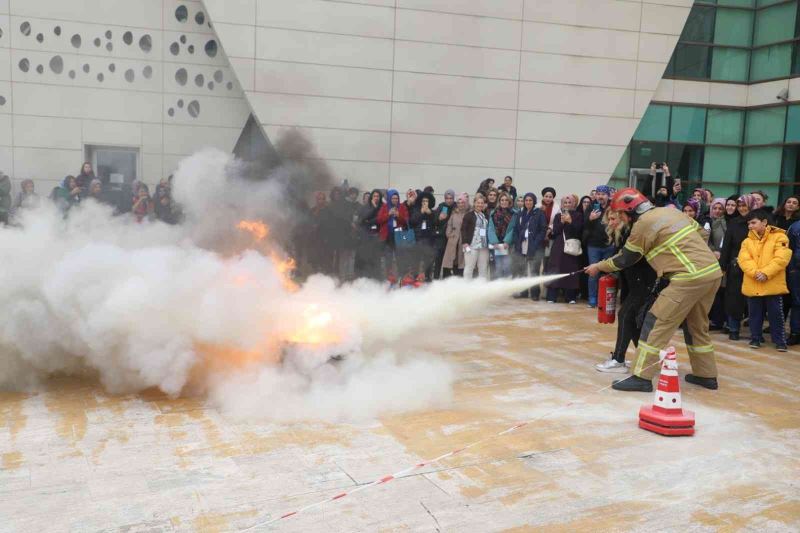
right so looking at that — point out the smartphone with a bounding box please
[441,206,449,215]
[592,201,600,211]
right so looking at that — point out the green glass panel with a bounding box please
[742,146,782,182]
[719,0,754,6]
[670,106,707,143]
[754,2,797,47]
[750,43,792,81]
[714,8,753,46]
[613,147,630,178]
[633,104,670,141]
[786,105,800,142]
[706,184,739,198]
[668,144,704,180]
[681,5,716,43]
[757,0,788,6]
[670,44,711,78]
[710,47,749,81]
[703,146,741,181]
[630,141,668,169]
[707,109,744,145]
[745,107,786,145]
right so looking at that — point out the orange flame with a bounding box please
[237,220,269,241]
[287,305,341,345]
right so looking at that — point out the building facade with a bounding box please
[611,0,800,203]
[1,0,695,198]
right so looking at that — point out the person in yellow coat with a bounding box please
[738,209,792,351]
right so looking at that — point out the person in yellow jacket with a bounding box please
[738,209,791,350]
[586,188,722,392]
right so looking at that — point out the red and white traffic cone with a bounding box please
[638,347,696,436]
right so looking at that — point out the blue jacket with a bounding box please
[787,219,800,270]
[488,209,518,246]
[514,207,547,257]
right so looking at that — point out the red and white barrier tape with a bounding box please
[241,358,665,531]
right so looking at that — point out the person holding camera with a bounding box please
[583,185,616,308]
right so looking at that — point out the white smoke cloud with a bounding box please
[0,147,558,421]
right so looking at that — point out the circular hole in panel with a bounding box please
[177,99,184,108]
[195,11,205,25]
[54,26,61,36]
[20,22,31,36]
[94,37,101,47]
[123,31,133,45]
[204,40,217,58]
[175,68,187,86]
[179,35,186,44]
[194,73,204,87]
[207,81,214,90]
[213,70,223,83]
[226,81,233,90]
[169,42,179,56]
[36,33,43,43]
[105,30,112,39]
[143,65,153,79]
[187,44,194,54]
[106,42,113,52]
[139,34,152,53]
[83,63,90,73]
[49,55,64,74]
[71,34,81,48]
[36,64,43,74]
[108,63,115,73]
[175,5,188,22]
[187,100,200,118]
[18,58,29,72]
[68,70,76,79]
[97,73,104,82]
[168,107,175,117]
[0,96,6,106]
[124,69,134,82]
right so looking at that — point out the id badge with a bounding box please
[524,229,529,239]
[479,228,486,237]
[421,221,427,230]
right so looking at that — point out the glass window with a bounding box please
[706,109,744,145]
[753,2,797,47]
[669,44,711,78]
[633,104,670,141]
[745,107,787,145]
[681,5,716,43]
[613,147,630,179]
[750,43,792,81]
[786,105,800,142]
[719,0,754,6]
[714,8,753,47]
[781,147,800,199]
[668,144,705,182]
[742,146,783,181]
[670,106,707,143]
[703,146,741,181]
[707,183,739,198]
[757,0,790,7]
[630,141,668,170]
[87,145,139,187]
[710,47,750,81]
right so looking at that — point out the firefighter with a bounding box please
[585,188,722,392]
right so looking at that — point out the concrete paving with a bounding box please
[2,302,799,532]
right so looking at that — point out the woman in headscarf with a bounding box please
[707,197,728,331]
[306,191,330,274]
[442,192,469,277]
[546,194,584,303]
[774,195,800,231]
[51,175,82,214]
[540,187,557,253]
[513,192,547,299]
[413,191,438,281]
[432,189,456,279]
[355,189,383,279]
[719,194,756,340]
[488,192,517,279]
[376,188,409,280]
[485,188,499,213]
[724,194,738,221]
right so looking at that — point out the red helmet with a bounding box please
[609,188,652,214]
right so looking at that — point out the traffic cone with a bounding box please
[638,347,695,436]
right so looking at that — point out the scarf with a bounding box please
[492,207,513,240]
[386,188,400,228]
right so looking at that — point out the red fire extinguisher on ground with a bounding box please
[598,274,617,324]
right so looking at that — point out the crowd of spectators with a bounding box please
[2,162,800,354]
[0,162,183,225]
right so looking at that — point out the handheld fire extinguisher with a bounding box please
[598,274,617,324]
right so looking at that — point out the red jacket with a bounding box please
[376,203,408,242]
